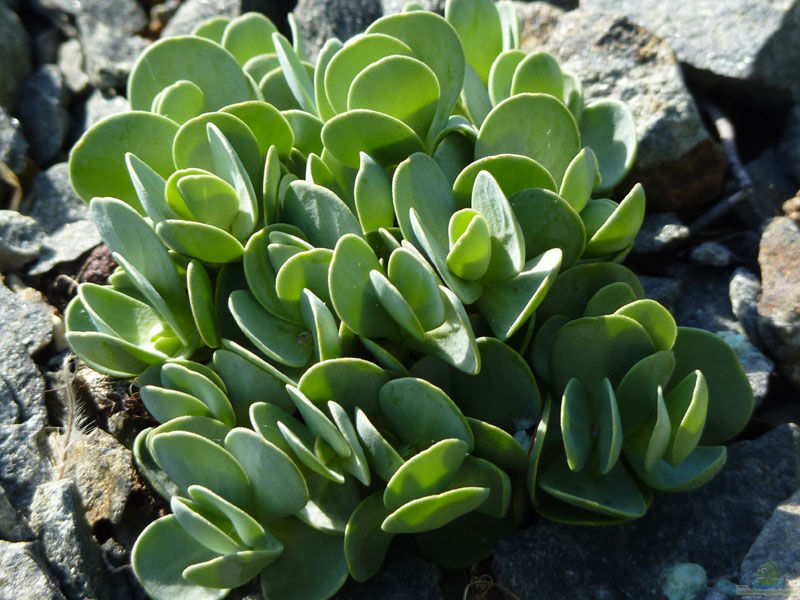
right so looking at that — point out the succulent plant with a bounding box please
[63,0,754,598]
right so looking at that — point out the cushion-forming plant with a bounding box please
[64,1,754,598]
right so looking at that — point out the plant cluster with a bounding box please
[64,1,754,598]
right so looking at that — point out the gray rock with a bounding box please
[742,148,798,225]
[757,217,800,390]
[0,210,44,272]
[45,428,134,527]
[33,0,147,35]
[0,3,31,109]
[518,5,725,210]
[632,211,690,255]
[80,89,130,133]
[57,39,90,94]
[160,0,286,38]
[0,541,67,600]
[0,379,19,424]
[0,335,47,424]
[730,267,763,348]
[293,0,383,60]
[30,479,131,600]
[779,105,800,187]
[0,485,34,542]
[668,263,742,333]
[0,281,54,358]
[78,14,150,90]
[663,564,708,600]
[17,65,70,166]
[34,27,62,66]
[334,550,443,600]
[492,424,800,600]
[30,220,103,276]
[690,241,735,267]
[740,488,800,598]
[581,0,800,106]
[381,0,445,14]
[639,275,682,313]
[0,417,49,509]
[714,330,773,409]
[0,108,28,176]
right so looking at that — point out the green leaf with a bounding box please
[527,397,551,505]
[508,188,585,268]
[125,153,175,224]
[639,386,672,471]
[562,70,584,121]
[370,270,426,339]
[445,0,502,84]
[583,184,646,259]
[213,349,295,419]
[282,109,324,157]
[446,209,491,281]
[221,101,294,159]
[259,518,348,600]
[160,363,235,427]
[559,147,600,213]
[475,247,563,340]
[414,510,513,569]
[379,377,474,451]
[314,38,342,121]
[329,234,399,338]
[193,16,229,42]
[298,358,390,422]
[148,416,231,447]
[348,55,440,138]
[322,109,424,168]
[274,248,333,321]
[488,50,526,105]
[614,298,677,351]
[228,290,313,368]
[151,431,251,509]
[561,377,592,472]
[355,408,404,481]
[156,220,245,264]
[615,350,676,434]
[77,283,163,348]
[367,11,465,134]
[383,438,468,510]
[354,152,394,232]
[627,444,726,492]
[381,487,489,533]
[344,494,394,582]
[529,314,569,384]
[221,12,278,65]
[132,516,228,600]
[187,260,219,347]
[328,401,371,484]
[511,51,563,99]
[273,32,316,114]
[224,428,308,522]
[243,225,300,322]
[277,422,345,484]
[140,386,214,424]
[664,370,708,466]
[287,12,306,60]
[466,417,528,470]
[183,549,280,589]
[444,456,511,518]
[579,99,637,193]
[452,153,557,206]
[476,93,580,184]
[496,0,519,50]
[669,327,753,444]
[324,33,414,114]
[584,281,638,317]
[595,379,623,474]
[286,385,351,457]
[300,290,341,362]
[153,79,206,125]
[283,180,361,249]
[128,36,256,111]
[170,497,242,554]
[243,54,280,85]
[296,474,362,534]
[70,112,178,211]
[174,173,239,231]
[460,63,493,127]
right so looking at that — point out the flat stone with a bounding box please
[160,0,286,38]
[29,220,103,276]
[0,336,47,423]
[714,330,773,409]
[78,88,130,134]
[663,564,708,600]
[335,550,443,600]
[0,210,44,272]
[639,275,682,313]
[33,0,147,35]
[0,418,49,510]
[293,0,383,60]
[31,480,132,600]
[0,281,54,358]
[492,424,800,600]
[730,267,763,348]
[0,541,67,600]
[45,428,134,527]
[742,148,798,225]
[690,241,735,267]
[381,0,444,14]
[78,14,150,90]
[0,2,31,110]
[581,0,800,106]
[57,39,90,94]
[518,4,725,210]
[631,212,690,255]
[667,263,741,333]
[757,216,800,390]
[740,488,800,598]
[34,27,61,66]
[0,107,28,176]
[0,485,34,542]
[17,65,70,166]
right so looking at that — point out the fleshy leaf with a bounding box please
[445,0,502,84]
[579,99,637,193]
[381,487,490,533]
[344,494,394,582]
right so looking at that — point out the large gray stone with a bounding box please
[714,330,773,410]
[0,418,49,510]
[0,337,47,421]
[0,108,28,176]
[33,0,147,35]
[740,488,800,598]
[17,66,70,166]
[381,0,444,14]
[78,89,130,134]
[667,263,742,333]
[492,424,800,600]
[631,212,690,255]
[742,148,798,226]
[581,0,800,106]
[57,39,90,95]
[29,220,103,276]
[730,267,763,348]
[30,479,132,600]
[293,0,383,60]
[0,541,67,600]
[690,241,735,268]
[0,3,31,110]
[757,216,800,390]
[160,0,288,38]
[334,550,443,600]
[78,14,150,90]
[45,428,134,528]
[0,281,54,359]
[0,210,44,272]
[0,485,34,542]
[518,4,725,210]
